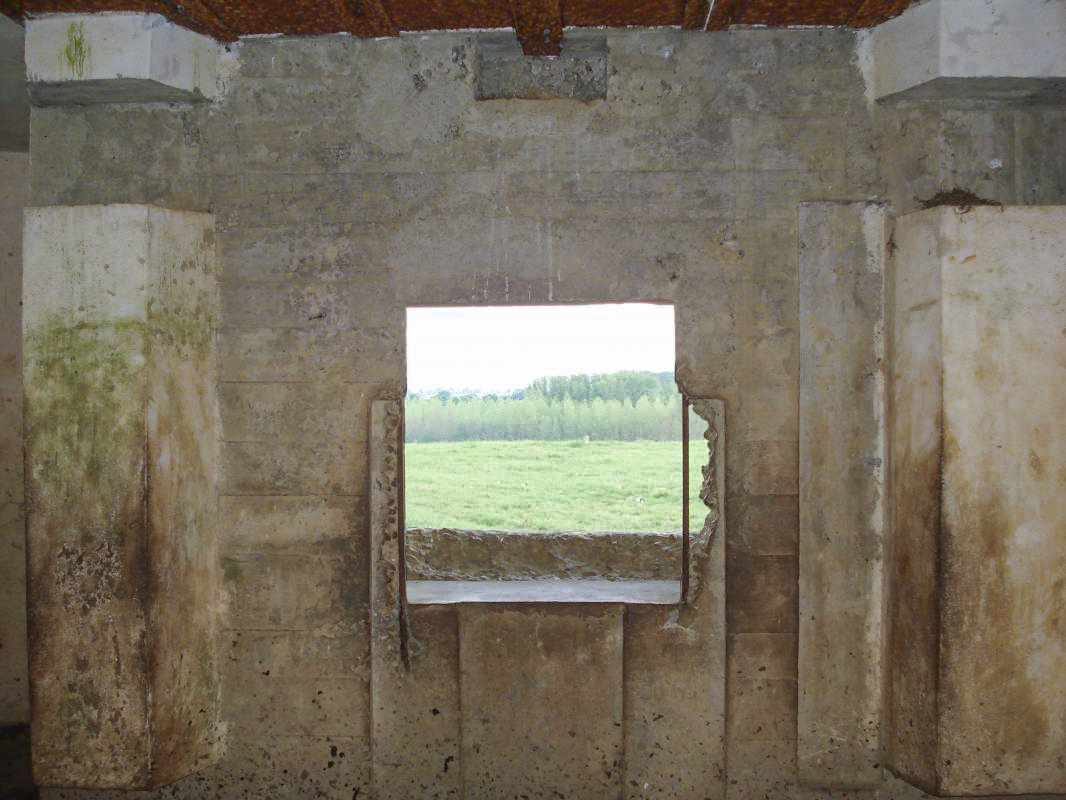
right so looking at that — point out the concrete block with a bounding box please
[221,553,365,633]
[219,327,402,384]
[219,495,366,555]
[798,202,887,788]
[460,605,624,800]
[371,606,462,800]
[219,439,367,496]
[737,441,797,496]
[624,603,726,800]
[886,206,1066,795]
[732,495,798,556]
[726,553,797,634]
[727,678,797,742]
[219,382,372,444]
[26,14,218,105]
[22,204,220,789]
[862,0,1066,103]
[729,633,797,683]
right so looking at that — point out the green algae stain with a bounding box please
[60,21,91,79]
[221,559,240,583]
[24,319,147,531]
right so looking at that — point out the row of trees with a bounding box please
[406,372,690,442]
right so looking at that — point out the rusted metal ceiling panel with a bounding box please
[561,0,684,28]
[389,0,512,32]
[3,0,919,36]
[731,0,861,27]
[510,0,562,56]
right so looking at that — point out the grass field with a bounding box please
[404,439,709,532]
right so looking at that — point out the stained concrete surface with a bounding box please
[23,205,221,789]
[0,14,29,151]
[798,202,887,788]
[11,19,1066,800]
[887,206,1066,796]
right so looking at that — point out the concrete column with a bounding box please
[23,204,221,789]
[886,206,1066,796]
[797,202,888,789]
[25,13,219,106]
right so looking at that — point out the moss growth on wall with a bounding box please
[60,21,91,79]
[24,318,146,532]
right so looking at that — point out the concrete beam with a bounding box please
[861,0,1066,104]
[25,13,219,106]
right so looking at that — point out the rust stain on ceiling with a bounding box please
[2,0,918,49]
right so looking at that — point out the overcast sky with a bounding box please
[407,304,676,394]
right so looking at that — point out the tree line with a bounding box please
[406,371,692,442]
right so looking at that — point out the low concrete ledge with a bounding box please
[408,579,680,605]
[26,13,218,106]
[861,0,1066,105]
[406,527,683,581]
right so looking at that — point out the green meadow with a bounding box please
[404,439,709,533]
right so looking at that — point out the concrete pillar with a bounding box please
[25,13,219,106]
[886,206,1066,796]
[23,204,221,789]
[797,202,887,789]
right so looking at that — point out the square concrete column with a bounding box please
[886,206,1066,796]
[23,205,221,789]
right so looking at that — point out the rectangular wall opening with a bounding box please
[402,303,706,604]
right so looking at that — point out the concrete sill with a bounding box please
[407,579,680,605]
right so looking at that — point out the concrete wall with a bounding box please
[16,21,1066,800]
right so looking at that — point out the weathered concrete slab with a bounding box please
[475,34,607,102]
[887,206,1066,796]
[25,14,218,105]
[862,0,1066,103]
[23,204,220,788]
[460,604,624,799]
[797,202,887,788]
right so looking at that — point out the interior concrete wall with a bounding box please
[17,23,1066,800]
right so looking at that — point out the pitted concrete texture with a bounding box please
[460,604,624,799]
[23,205,221,789]
[887,206,1066,796]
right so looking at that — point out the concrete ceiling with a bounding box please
[1,0,916,54]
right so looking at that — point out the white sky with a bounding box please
[407,304,676,394]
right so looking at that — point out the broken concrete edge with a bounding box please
[858,0,1066,104]
[25,12,221,104]
[687,398,723,604]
